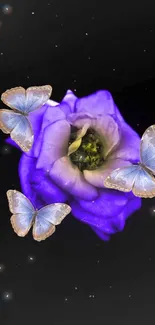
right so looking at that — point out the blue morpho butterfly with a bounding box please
[104,125,155,198]
[7,190,71,242]
[0,85,52,152]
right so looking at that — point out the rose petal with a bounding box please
[75,90,116,116]
[19,154,69,209]
[36,120,71,170]
[91,191,141,240]
[69,198,124,236]
[69,190,141,240]
[84,158,131,188]
[69,199,114,237]
[90,227,110,241]
[119,190,141,220]
[93,115,120,158]
[33,103,67,158]
[67,112,93,127]
[49,156,98,200]
[115,104,125,123]
[61,90,78,115]
[75,188,129,219]
[27,102,57,157]
[109,122,140,163]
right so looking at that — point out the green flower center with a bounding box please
[68,126,104,171]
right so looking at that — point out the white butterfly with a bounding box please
[7,190,71,242]
[0,85,52,152]
[104,125,155,198]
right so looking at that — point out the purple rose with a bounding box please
[7,90,141,240]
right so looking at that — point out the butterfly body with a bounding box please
[104,125,155,198]
[7,190,71,241]
[0,85,52,151]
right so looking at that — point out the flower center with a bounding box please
[68,126,104,171]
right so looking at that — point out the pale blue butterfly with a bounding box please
[104,125,155,198]
[7,190,71,241]
[0,85,52,152]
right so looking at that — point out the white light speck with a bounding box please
[28,255,35,262]
[89,294,95,298]
[88,56,91,60]
[109,285,112,289]
[0,264,5,272]
[97,260,100,264]
[74,88,77,92]
[1,52,3,56]
[2,5,13,15]
[32,12,35,15]
[143,49,146,52]
[27,76,30,79]
[74,286,78,290]
[64,297,68,302]
[2,291,13,301]
[55,44,58,48]
[1,144,11,155]
[129,294,132,298]
[150,207,155,216]
[85,32,88,36]
[113,68,116,71]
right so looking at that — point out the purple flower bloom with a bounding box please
[7,90,141,240]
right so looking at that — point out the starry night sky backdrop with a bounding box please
[0,0,155,324]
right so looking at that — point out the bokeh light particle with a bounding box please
[2,4,13,15]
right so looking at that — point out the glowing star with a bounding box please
[1,144,11,155]
[2,4,13,15]
[2,291,13,301]
[0,264,5,272]
[28,255,35,262]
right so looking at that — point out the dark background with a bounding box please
[0,0,155,324]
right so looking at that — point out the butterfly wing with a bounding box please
[132,167,155,198]
[0,109,34,151]
[33,203,71,242]
[25,85,52,113]
[104,165,140,192]
[140,125,155,173]
[1,85,52,114]
[1,87,26,112]
[6,190,35,237]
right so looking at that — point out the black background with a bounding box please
[0,0,155,324]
